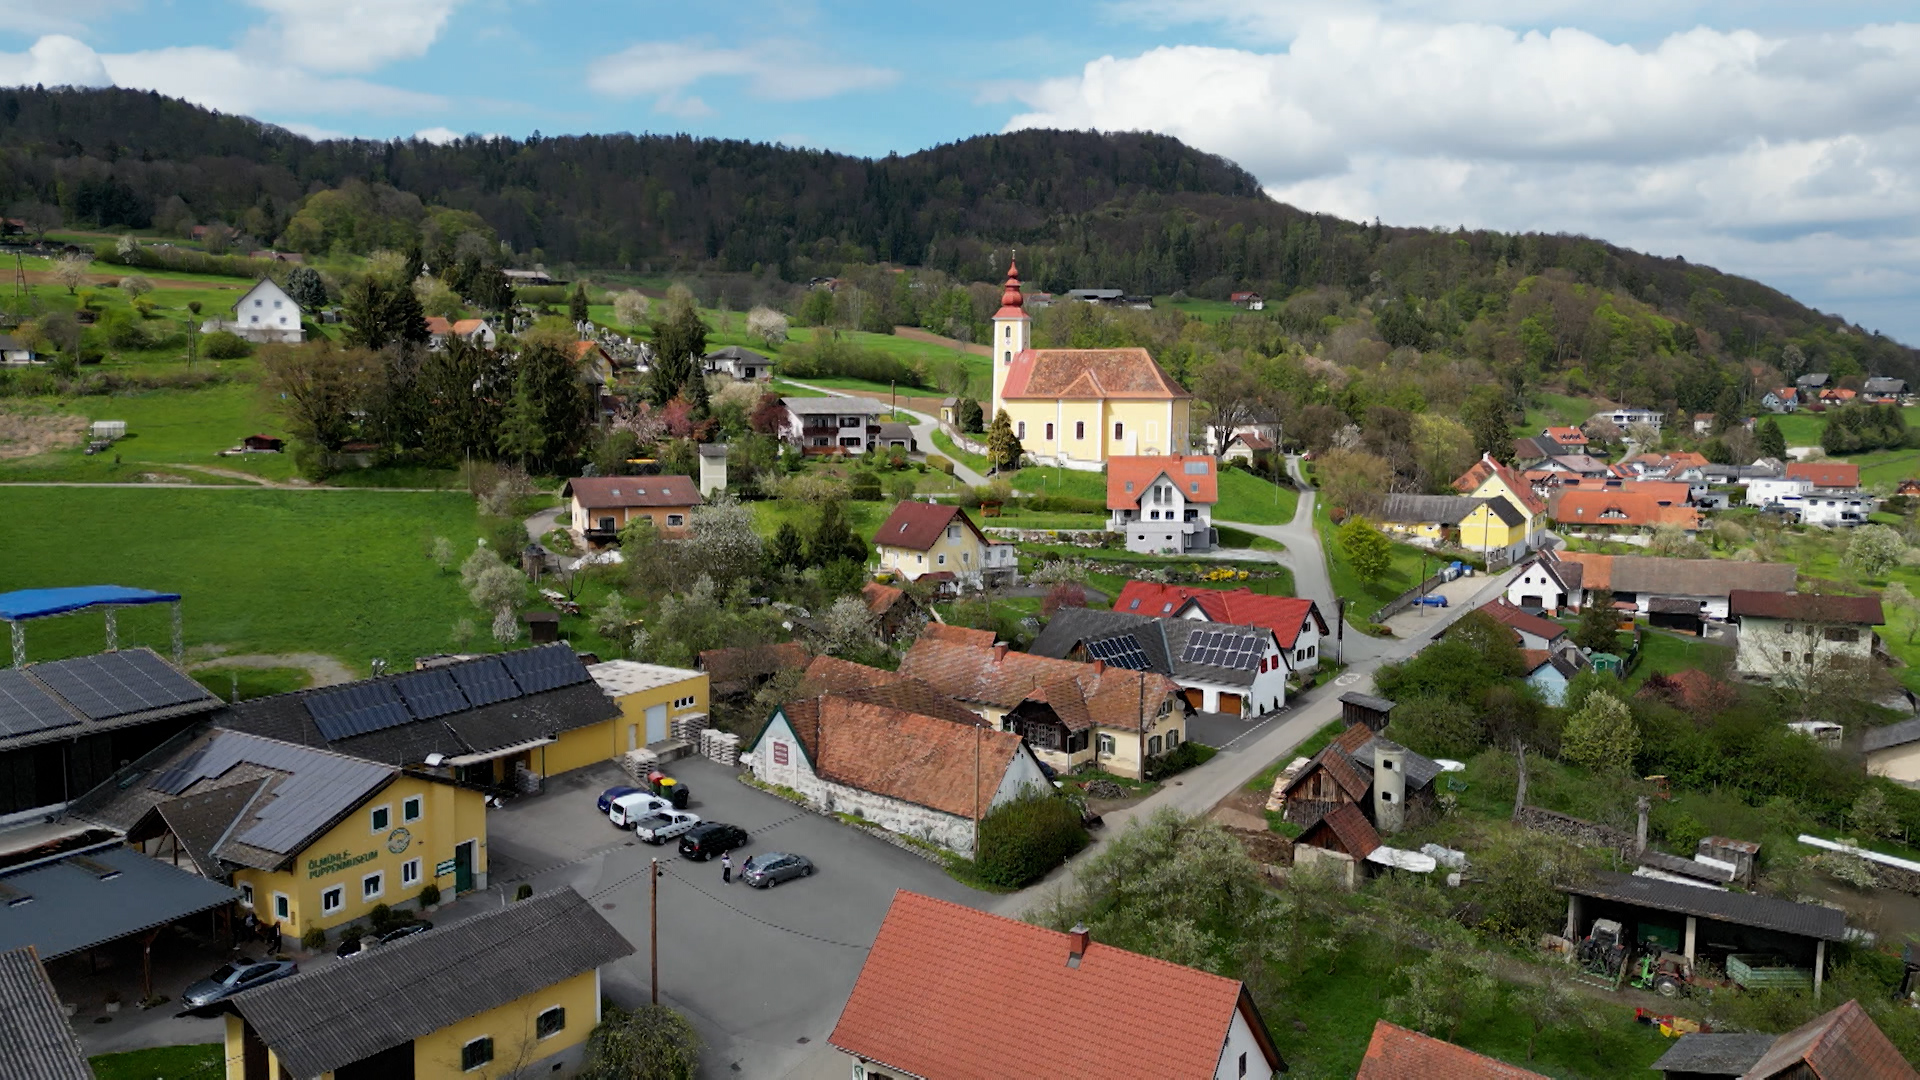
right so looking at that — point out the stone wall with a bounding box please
[1514,805,1636,857]
[738,774,958,864]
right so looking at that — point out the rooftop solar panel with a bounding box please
[449,658,518,708]
[1084,635,1151,671]
[391,669,469,720]
[0,670,79,739]
[31,651,212,721]
[305,683,412,742]
[500,645,587,695]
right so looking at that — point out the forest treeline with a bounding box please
[0,86,1912,382]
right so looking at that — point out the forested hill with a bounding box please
[0,86,1912,377]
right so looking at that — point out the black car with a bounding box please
[678,822,748,861]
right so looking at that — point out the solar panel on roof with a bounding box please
[31,651,211,720]
[500,646,587,695]
[150,746,209,795]
[449,657,519,707]
[1084,635,1151,671]
[392,669,469,720]
[0,670,79,739]
[305,683,412,742]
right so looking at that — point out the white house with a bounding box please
[745,693,1048,858]
[1729,590,1883,681]
[1747,476,1813,508]
[1107,453,1219,554]
[0,333,41,365]
[1796,490,1878,527]
[703,345,772,381]
[780,396,889,454]
[1029,606,1292,717]
[1506,550,1797,622]
[1603,407,1666,430]
[1111,583,1327,680]
[424,316,496,350]
[205,278,304,343]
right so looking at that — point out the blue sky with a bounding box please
[3,1,1917,345]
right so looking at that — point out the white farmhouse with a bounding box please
[745,692,1049,858]
[1728,590,1884,681]
[1107,453,1219,554]
[204,278,304,343]
[1029,605,1293,717]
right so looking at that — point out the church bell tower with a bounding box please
[990,258,1029,421]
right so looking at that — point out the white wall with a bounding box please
[1748,478,1811,507]
[1506,563,1573,613]
[1735,615,1876,677]
[1214,1005,1275,1080]
[1286,619,1322,676]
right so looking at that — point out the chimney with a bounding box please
[1067,923,1089,967]
[1092,659,1107,675]
[993,642,1009,663]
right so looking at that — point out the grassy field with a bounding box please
[1522,391,1601,432]
[1624,630,1727,689]
[1215,467,1299,525]
[929,429,990,475]
[0,488,485,671]
[1157,296,1245,323]
[1316,503,1446,626]
[1773,406,1920,448]
[1012,465,1106,501]
[1841,447,1920,489]
[90,1044,224,1080]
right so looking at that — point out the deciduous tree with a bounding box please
[580,1004,700,1080]
[613,289,650,329]
[1337,515,1392,586]
[51,252,87,294]
[1844,523,1906,580]
[1572,588,1622,654]
[259,342,369,451]
[1561,689,1638,774]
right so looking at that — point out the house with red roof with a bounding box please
[1542,425,1588,451]
[1357,1021,1547,1079]
[989,261,1194,469]
[1475,599,1570,651]
[873,501,1017,589]
[1452,454,1547,558]
[561,475,703,544]
[1549,489,1703,536]
[830,891,1284,1079]
[423,316,494,350]
[1107,454,1220,554]
[1111,582,1328,677]
[1786,461,1860,489]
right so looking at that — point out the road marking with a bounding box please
[1335,672,1360,686]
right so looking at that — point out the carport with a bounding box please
[1647,597,1704,635]
[1560,872,1847,996]
[0,843,239,1001]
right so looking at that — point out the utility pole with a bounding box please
[649,858,659,1005]
[972,724,980,857]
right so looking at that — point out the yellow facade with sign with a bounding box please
[225,970,599,1080]
[234,773,487,938]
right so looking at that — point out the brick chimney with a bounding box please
[1067,923,1089,967]
[993,642,1009,663]
[1092,659,1107,675]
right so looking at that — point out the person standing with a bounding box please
[721,851,732,884]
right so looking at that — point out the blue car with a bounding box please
[596,785,642,814]
[1412,594,1448,608]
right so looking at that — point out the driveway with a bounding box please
[490,757,992,1080]
[1378,572,1490,638]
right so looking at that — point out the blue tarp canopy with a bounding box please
[0,587,181,622]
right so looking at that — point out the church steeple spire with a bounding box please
[991,256,1031,421]
[997,258,1025,314]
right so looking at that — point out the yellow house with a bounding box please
[989,261,1192,469]
[223,888,632,1079]
[585,660,710,751]
[873,501,1018,589]
[1452,454,1546,558]
[110,730,488,943]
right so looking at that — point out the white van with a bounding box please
[609,791,672,828]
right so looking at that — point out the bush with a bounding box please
[848,472,883,501]
[778,335,926,387]
[300,927,327,950]
[1146,741,1216,780]
[925,454,954,475]
[1026,493,1106,515]
[974,790,1089,888]
[369,903,394,932]
[419,883,441,906]
[203,330,252,359]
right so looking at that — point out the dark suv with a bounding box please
[678,822,749,861]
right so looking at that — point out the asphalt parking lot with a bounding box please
[492,756,991,1079]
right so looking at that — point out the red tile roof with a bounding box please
[1729,590,1883,625]
[563,475,703,509]
[424,316,453,336]
[1281,744,1370,803]
[862,581,907,616]
[999,347,1190,402]
[1787,461,1860,488]
[769,695,1027,820]
[830,891,1280,1080]
[1111,583,1326,648]
[1107,454,1218,509]
[1357,1022,1549,1079]
[1453,454,1548,515]
[1738,999,1917,1080]
[920,623,997,647]
[1477,599,1568,644]
[698,641,810,686]
[1299,801,1380,859]
[798,655,985,728]
[876,501,982,552]
[898,635,1181,733]
[1549,489,1701,530]
[1543,426,1587,446]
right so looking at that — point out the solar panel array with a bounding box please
[0,670,79,739]
[30,650,214,721]
[1083,634,1152,671]
[1180,629,1264,671]
[304,645,590,742]
[148,732,393,855]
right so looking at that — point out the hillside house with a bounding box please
[1220,431,1274,464]
[1789,461,1862,489]
[704,345,772,381]
[1729,590,1884,682]
[1475,599,1571,651]
[1229,290,1264,309]
[874,501,1017,589]
[1452,454,1547,558]
[1107,454,1219,554]
[423,316,494,349]
[1030,606,1291,716]
[1603,407,1665,430]
[1763,388,1800,413]
[746,693,1049,857]
[831,891,1284,1080]
[1652,999,1916,1080]
[781,396,889,454]
[1864,376,1908,403]
[1543,426,1588,452]
[562,475,703,544]
[1110,583,1327,676]
[204,278,303,343]
[1522,648,1589,705]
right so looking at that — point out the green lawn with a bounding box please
[1841,447,1920,489]
[0,488,486,671]
[981,505,1107,530]
[751,497,889,542]
[1157,296,1245,323]
[769,379,828,397]
[90,1043,223,1080]
[1017,543,1293,606]
[1012,465,1106,502]
[929,429,990,475]
[1522,391,1601,432]
[191,665,315,702]
[1215,468,1299,525]
[1773,406,1920,448]
[1624,631,1727,689]
[0,371,298,483]
[1317,504,1446,626]
[1216,525,1286,552]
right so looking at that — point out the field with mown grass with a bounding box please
[90,1043,224,1080]
[1773,406,1920,448]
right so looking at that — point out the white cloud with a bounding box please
[0,0,140,38]
[241,0,463,74]
[414,126,461,143]
[587,40,898,111]
[1008,16,1920,341]
[0,34,111,88]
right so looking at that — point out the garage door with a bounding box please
[1183,688,1205,710]
[1219,693,1242,715]
[645,704,668,744]
[1519,595,1543,609]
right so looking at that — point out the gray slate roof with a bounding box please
[1562,872,1848,941]
[0,845,239,959]
[1648,1031,1778,1076]
[1865,377,1907,394]
[230,888,633,1077]
[1344,733,1442,791]
[1338,692,1396,714]
[1029,606,1274,688]
[0,947,91,1080]
[783,396,887,416]
[1864,717,1920,753]
[1374,494,1486,526]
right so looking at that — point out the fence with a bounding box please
[1375,570,1454,622]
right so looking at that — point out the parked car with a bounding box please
[742,852,813,888]
[596,785,642,813]
[1411,594,1448,608]
[182,959,298,1007]
[337,920,434,958]
[678,822,749,861]
[633,810,701,844]
[609,791,673,828]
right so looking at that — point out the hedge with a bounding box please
[974,790,1089,888]
[1025,493,1105,515]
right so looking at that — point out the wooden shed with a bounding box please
[1339,692,1396,733]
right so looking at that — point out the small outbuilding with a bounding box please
[1339,692,1396,732]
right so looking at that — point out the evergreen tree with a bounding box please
[498,331,591,469]
[570,281,591,326]
[342,277,394,350]
[1571,589,1621,654]
[384,279,430,347]
[955,397,984,433]
[768,521,804,571]
[987,409,1023,472]
[807,500,868,567]
[1460,387,1514,464]
[420,337,510,462]
[1757,417,1787,459]
[648,305,709,407]
[285,265,328,310]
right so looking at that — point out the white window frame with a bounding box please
[937,554,946,565]
[320,886,344,916]
[461,1036,494,1071]
[666,514,685,526]
[402,858,421,887]
[273,892,290,920]
[536,1005,566,1040]
[1096,733,1115,754]
[239,882,254,908]
[362,871,384,902]
[402,795,423,823]
[369,804,391,833]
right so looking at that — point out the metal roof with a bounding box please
[0,845,239,959]
[1562,872,1848,941]
[0,947,91,1080]
[230,888,634,1077]
[1864,718,1920,753]
[1339,692,1396,714]
[149,731,394,859]
[0,586,180,621]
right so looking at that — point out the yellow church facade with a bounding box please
[989,264,1192,471]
